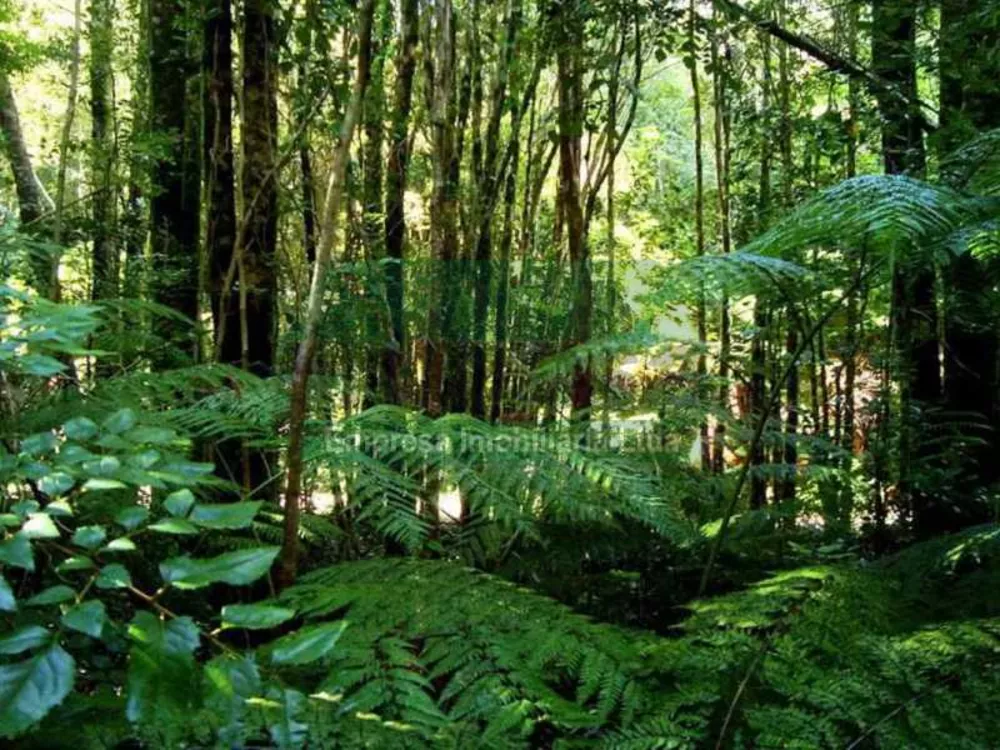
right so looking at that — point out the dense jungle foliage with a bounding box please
[2,0,1000,746]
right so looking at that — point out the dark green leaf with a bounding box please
[56,556,94,573]
[62,417,98,441]
[37,472,74,497]
[21,432,57,456]
[102,408,137,435]
[163,489,195,517]
[0,535,33,571]
[26,585,75,606]
[0,645,74,737]
[125,612,199,723]
[61,600,106,638]
[0,626,50,655]
[116,506,149,530]
[96,563,132,590]
[71,525,106,549]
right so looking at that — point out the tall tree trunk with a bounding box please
[279,0,376,589]
[554,0,591,426]
[0,69,55,282]
[688,0,710,472]
[90,0,117,303]
[424,0,458,417]
[940,0,1000,500]
[149,0,201,364]
[241,0,279,379]
[711,17,732,475]
[361,7,389,411]
[381,0,418,405]
[206,0,238,365]
[872,0,937,535]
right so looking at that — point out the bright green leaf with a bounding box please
[190,501,262,530]
[270,621,347,666]
[37,472,74,497]
[0,574,15,612]
[21,513,59,540]
[160,547,279,589]
[125,612,199,723]
[56,556,95,573]
[103,537,137,552]
[149,518,198,535]
[222,604,296,631]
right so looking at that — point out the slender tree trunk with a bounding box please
[206,0,237,363]
[940,0,1000,497]
[872,0,937,536]
[90,0,117,303]
[711,18,732,475]
[689,1,710,472]
[382,0,419,405]
[279,0,376,589]
[555,0,591,426]
[0,69,55,284]
[149,0,201,364]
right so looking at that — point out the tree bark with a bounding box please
[149,0,201,364]
[279,0,376,589]
[382,0,419,405]
[90,0,117,302]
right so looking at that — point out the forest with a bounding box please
[1,0,1000,745]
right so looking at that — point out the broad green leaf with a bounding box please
[0,645,74,737]
[102,408,137,435]
[270,621,347,665]
[20,354,65,377]
[0,626,50,655]
[222,604,296,630]
[56,556,94,573]
[26,585,75,606]
[21,432,57,456]
[103,537,137,552]
[82,478,127,492]
[125,612,199,723]
[82,455,121,477]
[21,513,59,540]
[37,472,74,497]
[61,600,106,638]
[0,574,14,611]
[10,500,39,518]
[205,655,262,745]
[265,687,307,749]
[160,547,280,589]
[44,499,73,517]
[149,518,198,535]
[116,506,149,530]
[59,444,93,464]
[62,417,98,441]
[0,535,33,571]
[0,514,19,527]
[190,501,262,530]
[71,525,106,549]
[96,563,132,590]
[163,489,195,517]
[125,426,178,445]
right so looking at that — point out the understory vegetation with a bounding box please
[2,0,1000,746]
